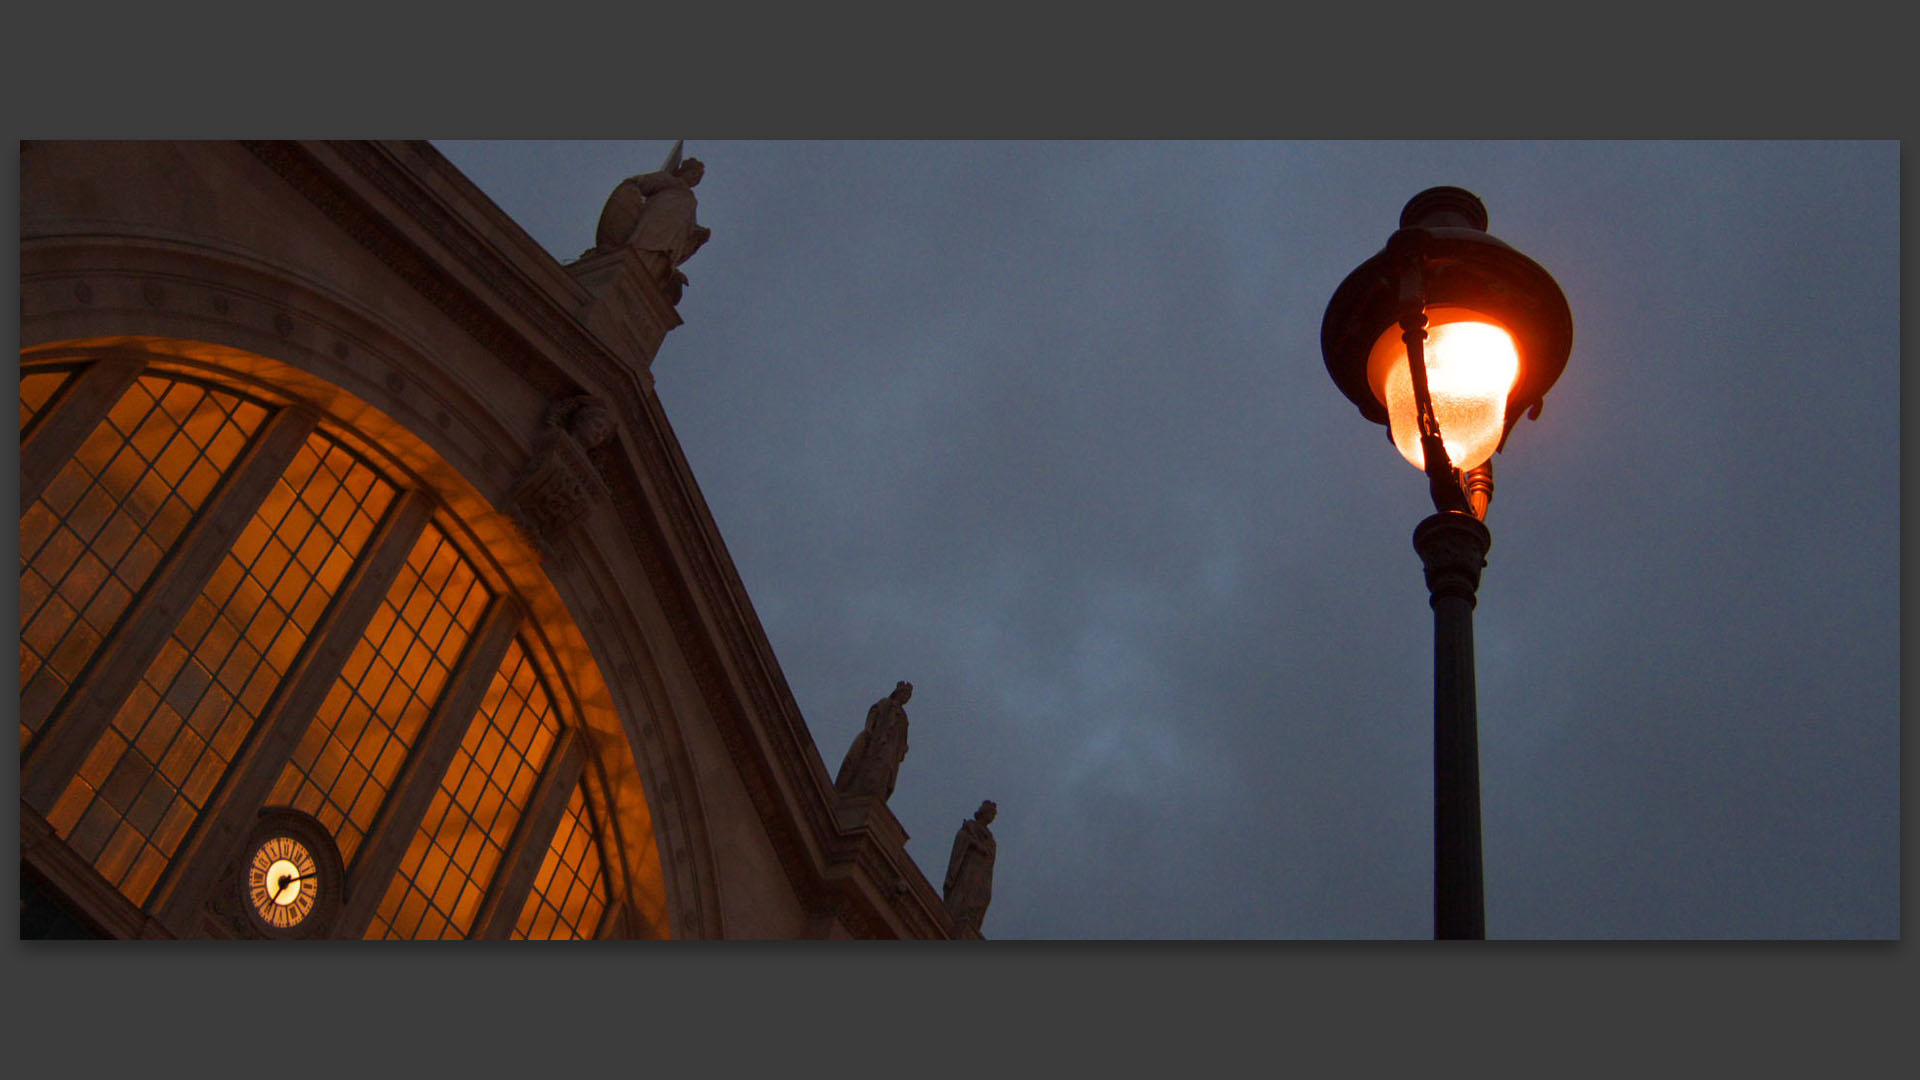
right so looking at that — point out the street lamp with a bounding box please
[1320,186,1572,940]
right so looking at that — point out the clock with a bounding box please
[249,834,319,929]
[239,809,344,939]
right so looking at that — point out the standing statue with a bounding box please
[834,681,912,801]
[586,140,711,303]
[943,800,997,935]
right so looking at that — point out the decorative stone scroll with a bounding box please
[507,394,616,542]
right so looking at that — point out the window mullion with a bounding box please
[19,357,148,509]
[21,406,318,814]
[333,598,521,939]
[144,490,435,935]
[471,728,585,940]
[593,890,623,939]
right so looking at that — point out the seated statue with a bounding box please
[585,140,711,304]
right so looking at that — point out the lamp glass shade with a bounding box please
[1366,307,1520,472]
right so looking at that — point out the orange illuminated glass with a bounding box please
[268,524,488,865]
[21,354,648,939]
[512,783,609,940]
[1366,308,1520,472]
[20,374,267,746]
[19,369,71,436]
[45,431,393,906]
[365,639,561,940]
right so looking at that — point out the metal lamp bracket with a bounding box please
[1389,235,1471,516]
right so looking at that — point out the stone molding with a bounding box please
[21,800,172,940]
[824,796,961,939]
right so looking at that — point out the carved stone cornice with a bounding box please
[605,388,960,936]
[240,141,590,404]
[591,413,831,905]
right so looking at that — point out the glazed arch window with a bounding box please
[21,372,270,747]
[266,522,491,865]
[364,638,562,940]
[20,369,73,434]
[20,349,638,939]
[40,420,394,906]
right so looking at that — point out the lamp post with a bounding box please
[1320,187,1572,940]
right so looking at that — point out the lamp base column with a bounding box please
[1414,510,1491,940]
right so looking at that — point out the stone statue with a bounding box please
[834,681,912,801]
[586,140,711,303]
[943,800,997,935]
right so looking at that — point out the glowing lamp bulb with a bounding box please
[1367,309,1521,472]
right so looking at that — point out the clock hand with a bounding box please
[272,870,318,903]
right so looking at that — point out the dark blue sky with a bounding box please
[440,140,1898,939]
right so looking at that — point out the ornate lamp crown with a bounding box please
[1321,187,1572,454]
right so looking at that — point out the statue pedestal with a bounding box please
[833,793,909,848]
[566,247,681,377]
[818,792,969,938]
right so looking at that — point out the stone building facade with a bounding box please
[18,140,962,939]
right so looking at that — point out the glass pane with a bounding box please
[277,524,487,868]
[48,424,392,909]
[20,373,267,743]
[511,784,608,941]
[19,369,72,436]
[371,640,562,939]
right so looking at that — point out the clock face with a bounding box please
[249,835,320,930]
[238,809,343,939]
